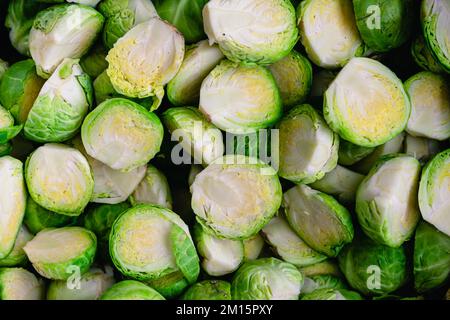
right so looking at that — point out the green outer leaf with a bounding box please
[0,125,23,144]
[181,280,231,300]
[0,226,33,267]
[100,280,165,300]
[0,143,12,157]
[32,4,71,33]
[300,288,363,300]
[146,271,189,298]
[102,10,135,49]
[338,140,374,166]
[411,35,445,73]
[170,224,200,284]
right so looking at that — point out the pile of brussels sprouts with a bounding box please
[0,0,449,301]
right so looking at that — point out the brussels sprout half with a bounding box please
[283,184,354,257]
[0,268,44,300]
[419,149,450,236]
[243,234,265,262]
[411,36,445,74]
[81,98,164,172]
[301,274,347,295]
[181,280,231,300]
[100,280,165,300]
[191,155,282,240]
[0,156,27,259]
[0,226,33,267]
[324,58,410,148]
[203,0,298,65]
[231,258,303,300]
[300,260,342,277]
[0,106,22,144]
[199,60,282,134]
[25,144,94,216]
[301,288,363,300]
[24,227,97,280]
[29,4,104,78]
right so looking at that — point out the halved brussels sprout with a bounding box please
[311,165,365,204]
[0,226,33,267]
[405,72,450,141]
[181,280,231,300]
[29,4,104,78]
[262,215,327,267]
[130,165,173,209]
[199,60,282,134]
[356,154,421,247]
[411,36,445,73]
[414,221,450,293]
[418,149,450,236]
[24,227,97,280]
[98,0,158,49]
[231,258,303,300]
[25,144,94,216]
[191,155,282,240]
[0,106,22,144]
[100,280,165,300]
[404,134,441,164]
[24,197,76,235]
[301,274,347,295]
[167,41,224,107]
[203,0,298,65]
[338,140,374,166]
[298,0,364,68]
[80,43,108,78]
[243,234,265,261]
[301,288,362,300]
[39,0,101,5]
[278,104,339,184]
[163,106,224,165]
[106,18,184,110]
[109,205,200,297]
[421,0,450,72]
[338,237,407,296]
[0,156,27,259]
[24,59,93,143]
[0,268,44,300]
[0,59,45,124]
[268,50,313,108]
[194,223,244,276]
[283,184,354,257]
[300,260,342,277]
[353,0,414,53]
[47,266,115,300]
[81,98,164,172]
[324,58,410,147]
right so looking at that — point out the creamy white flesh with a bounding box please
[131,166,172,209]
[0,268,44,300]
[128,0,158,24]
[404,134,440,161]
[0,106,14,128]
[261,265,302,300]
[243,234,264,261]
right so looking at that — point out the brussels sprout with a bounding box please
[146,271,190,298]
[105,18,184,110]
[0,226,33,267]
[130,165,173,209]
[191,155,282,240]
[411,36,445,73]
[356,154,421,247]
[231,258,303,300]
[283,184,354,257]
[24,227,97,280]
[100,280,165,300]
[0,106,22,144]
[24,59,93,143]
[25,144,94,216]
[188,164,203,188]
[354,131,406,174]
[194,223,244,276]
[311,165,365,204]
[338,140,374,166]
[47,266,115,300]
[0,156,27,259]
[338,237,407,296]
[353,0,414,53]
[24,197,76,235]
[181,280,231,300]
[5,0,46,56]
[80,43,108,78]
[38,0,101,5]
[278,104,339,184]
[203,0,298,65]
[0,59,45,124]
[81,98,164,172]
[405,72,450,141]
[262,215,327,267]
[300,260,342,277]
[0,268,44,300]
[154,0,208,44]
[421,0,450,72]
[163,107,224,165]
[109,205,200,297]
[29,4,104,78]
[0,143,12,157]
[268,50,313,108]
[0,59,8,81]
[418,149,450,236]
[167,41,224,107]
[301,288,363,300]
[298,0,364,68]
[324,58,410,147]
[199,60,282,134]
[98,0,158,49]
[301,274,347,295]
[413,221,450,293]
[243,234,265,262]
[404,134,441,164]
